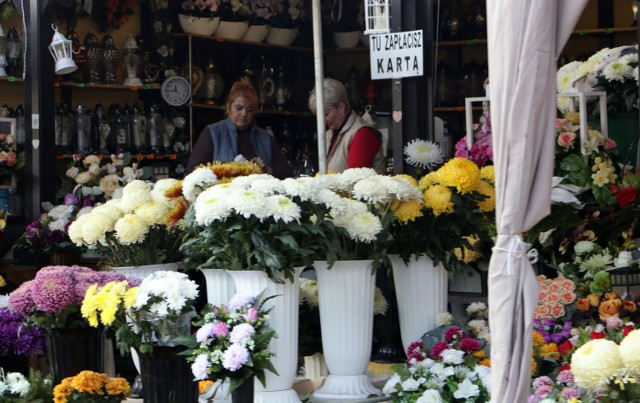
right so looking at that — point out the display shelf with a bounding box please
[189,101,314,117]
[173,32,314,53]
[54,82,161,91]
[0,76,24,84]
[55,153,178,160]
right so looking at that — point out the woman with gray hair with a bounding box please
[308,78,385,174]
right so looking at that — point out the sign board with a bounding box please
[369,30,423,80]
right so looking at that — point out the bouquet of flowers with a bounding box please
[389,155,496,272]
[383,302,491,402]
[454,106,494,167]
[7,265,129,330]
[270,0,303,28]
[532,318,574,378]
[182,293,277,393]
[534,275,577,321]
[180,0,220,18]
[68,178,183,267]
[81,271,199,355]
[53,370,131,402]
[218,0,251,21]
[0,307,46,357]
[0,369,53,402]
[0,130,24,185]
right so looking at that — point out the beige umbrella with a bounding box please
[486,1,587,402]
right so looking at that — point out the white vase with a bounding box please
[265,27,298,46]
[215,20,249,40]
[200,268,235,306]
[332,31,360,48]
[227,269,303,403]
[312,260,382,400]
[242,24,270,42]
[389,254,448,353]
[178,14,220,36]
[111,262,180,374]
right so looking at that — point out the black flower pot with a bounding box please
[45,326,107,386]
[138,346,198,403]
[231,376,255,403]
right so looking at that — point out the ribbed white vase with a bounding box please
[389,254,448,353]
[312,260,382,400]
[226,269,303,403]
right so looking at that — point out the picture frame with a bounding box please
[0,117,18,189]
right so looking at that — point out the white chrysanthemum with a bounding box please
[313,173,341,191]
[281,177,322,201]
[194,187,232,226]
[352,176,395,204]
[602,60,634,82]
[135,202,169,226]
[466,302,488,317]
[266,195,301,223]
[619,329,640,374]
[183,167,218,202]
[68,214,89,245]
[114,214,149,245]
[48,204,74,221]
[149,301,169,317]
[152,178,179,203]
[574,240,596,256]
[557,60,583,92]
[120,186,153,213]
[557,97,574,114]
[579,252,614,277]
[80,213,114,245]
[333,210,382,243]
[48,218,68,232]
[328,197,369,219]
[230,174,274,190]
[467,319,489,339]
[299,278,318,307]
[404,139,443,170]
[572,339,622,390]
[249,177,285,195]
[634,66,639,84]
[91,202,124,224]
[334,168,377,191]
[229,189,269,219]
[435,312,454,327]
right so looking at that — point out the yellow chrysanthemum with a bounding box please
[476,180,496,212]
[81,284,100,326]
[533,331,546,346]
[480,165,495,184]
[0,274,5,288]
[114,214,149,245]
[531,359,538,375]
[540,343,561,360]
[619,329,640,373]
[106,377,131,396]
[206,161,262,180]
[453,235,483,263]
[124,287,139,309]
[418,171,440,190]
[572,339,622,390]
[393,199,424,223]
[135,202,169,226]
[564,111,580,125]
[479,358,491,367]
[423,185,453,216]
[394,174,419,187]
[473,350,486,359]
[436,157,481,194]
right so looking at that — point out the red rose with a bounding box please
[609,183,619,193]
[624,324,635,337]
[559,364,571,372]
[591,330,605,339]
[558,340,573,355]
[616,187,638,206]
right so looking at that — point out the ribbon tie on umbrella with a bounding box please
[492,235,538,275]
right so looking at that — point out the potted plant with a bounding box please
[265,0,303,45]
[216,0,251,39]
[243,0,276,42]
[6,265,131,385]
[0,307,46,374]
[0,369,53,402]
[53,370,131,402]
[81,271,200,402]
[180,292,278,400]
[178,0,221,36]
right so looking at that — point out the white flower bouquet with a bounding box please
[68,178,183,267]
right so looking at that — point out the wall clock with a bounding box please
[160,75,191,106]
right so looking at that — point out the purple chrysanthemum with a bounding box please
[532,376,554,389]
[44,230,66,248]
[222,343,249,371]
[8,281,36,315]
[196,323,216,342]
[0,308,46,356]
[228,294,254,310]
[31,271,76,312]
[64,193,79,206]
[561,387,581,400]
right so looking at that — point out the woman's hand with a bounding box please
[251,157,272,175]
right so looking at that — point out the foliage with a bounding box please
[68,179,183,267]
[81,271,198,356]
[178,293,277,393]
[53,370,131,402]
[383,302,491,402]
[0,307,46,356]
[0,368,53,403]
[7,265,129,330]
[388,158,496,273]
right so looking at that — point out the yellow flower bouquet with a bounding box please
[388,158,496,271]
[53,370,131,402]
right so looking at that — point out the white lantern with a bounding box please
[0,24,6,77]
[123,34,143,87]
[364,0,390,35]
[48,24,77,75]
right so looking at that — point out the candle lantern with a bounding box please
[102,34,120,84]
[48,24,77,75]
[0,24,6,77]
[75,103,92,153]
[609,262,640,301]
[123,35,143,86]
[364,0,390,35]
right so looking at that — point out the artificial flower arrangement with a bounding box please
[382,302,491,402]
[454,106,494,167]
[218,0,251,21]
[389,149,496,272]
[0,369,53,402]
[534,275,577,321]
[53,370,131,402]
[179,292,277,394]
[68,178,183,268]
[81,271,199,355]
[0,307,46,357]
[7,265,131,330]
[270,0,304,28]
[557,45,638,116]
[181,0,220,18]
[247,0,276,25]
[0,130,24,185]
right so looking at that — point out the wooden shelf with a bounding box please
[54,82,161,91]
[434,106,482,112]
[189,102,314,117]
[173,32,314,53]
[0,76,24,84]
[56,153,178,160]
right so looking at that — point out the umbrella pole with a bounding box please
[312,0,327,174]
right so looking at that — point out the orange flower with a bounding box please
[199,380,214,393]
[599,298,623,321]
[166,198,188,227]
[623,300,638,313]
[604,292,619,300]
[540,343,560,360]
[587,294,601,307]
[531,359,537,375]
[164,180,184,199]
[533,331,546,346]
[577,298,591,312]
[480,358,491,367]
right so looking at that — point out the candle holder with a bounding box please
[123,35,143,87]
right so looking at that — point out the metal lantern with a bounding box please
[0,24,6,77]
[48,24,78,75]
[609,263,640,300]
[123,34,143,86]
[364,0,390,35]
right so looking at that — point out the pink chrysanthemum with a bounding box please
[459,337,481,353]
[556,369,574,384]
[222,343,249,371]
[7,280,36,314]
[31,271,75,313]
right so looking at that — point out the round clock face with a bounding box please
[161,76,191,106]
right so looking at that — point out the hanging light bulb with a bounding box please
[48,24,78,75]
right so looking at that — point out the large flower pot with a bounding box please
[45,326,107,386]
[389,254,448,353]
[200,268,235,306]
[242,24,270,42]
[265,27,298,46]
[332,31,360,48]
[178,14,220,36]
[138,346,199,403]
[312,260,382,400]
[215,20,249,40]
[227,269,303,403]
